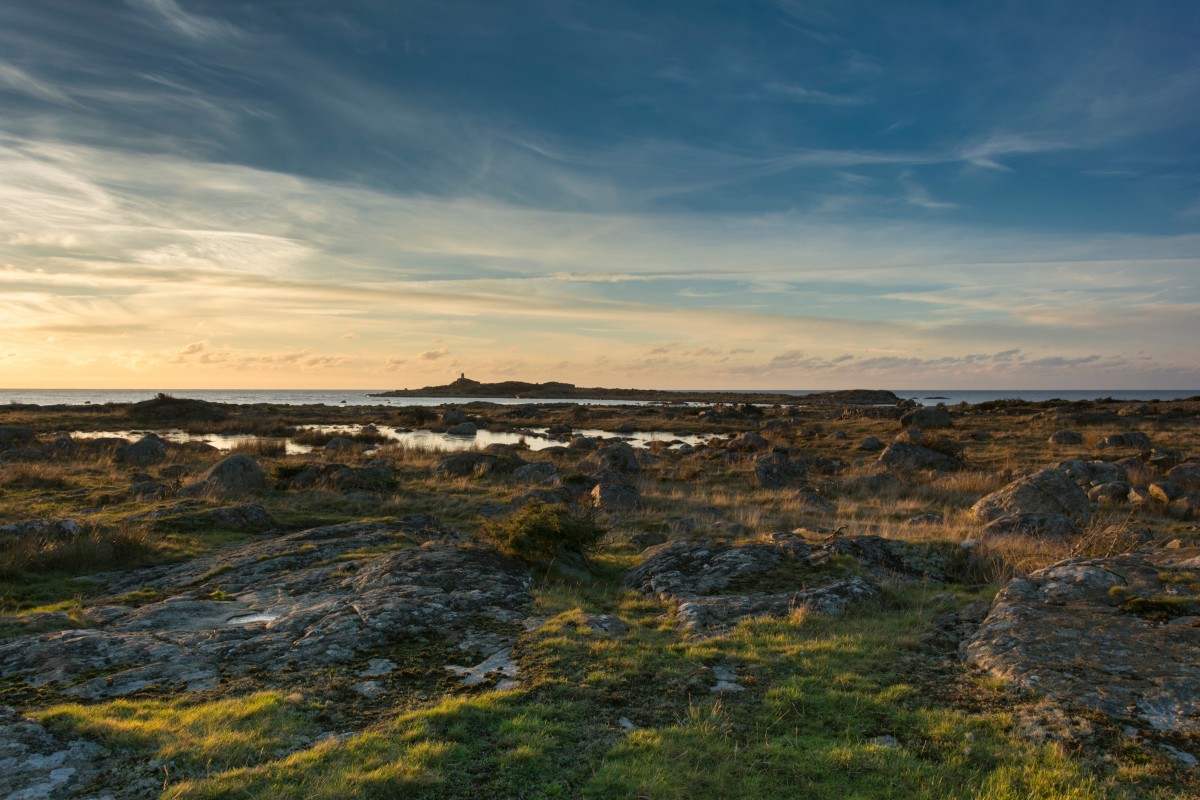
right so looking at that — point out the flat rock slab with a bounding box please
[0,519,531,699]
[964,548,1200,735]
[0,706,103,800]
[676,577,881,630]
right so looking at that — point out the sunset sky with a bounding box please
[1,1,1198,390]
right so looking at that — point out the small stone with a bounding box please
[618,717,637,731]
[869,735,901,748]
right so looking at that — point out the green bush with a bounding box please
[480,501,604,565]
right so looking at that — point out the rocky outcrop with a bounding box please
[964,549,1200,735]
[1048,430,1083,445]
[675,578,881,630]
[753,452,809,489]
[980,512,1081,540]
[432,451,527,478]
[0,706,104,799]
[0,519,530,699]
[181,454,266,498]
[623,534,959,629]
[877,441,960,472]
[899,405,952,429]
[115,433,168,466]
[970,468,1090,523]
[1097,432,1152,450]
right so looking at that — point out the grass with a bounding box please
[2,397,1198,798]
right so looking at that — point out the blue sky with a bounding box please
[0,0,1197,388]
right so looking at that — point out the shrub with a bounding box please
[480,501,604,565]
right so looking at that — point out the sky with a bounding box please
[1,1,1198,390]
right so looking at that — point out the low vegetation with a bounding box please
[0,396,1197,798]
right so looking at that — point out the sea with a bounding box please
[1,388,1196,408]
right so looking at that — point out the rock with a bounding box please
[442,410,469,425]
[446,422,478,436]
[630,530,668,551]
[129,480,172,501]
[0,519,82,540]
[675,577,881,629]
[0,705,104,799]
[0,425,36,449]
[115,433,168,466]
[846,471,901,493]
[582,442,640,475]
[591,482,640,511]
[567,436,597,452]
[1097,432,1152,450]
[1048,430,1083,445]
[900,405,953,430]
[0,520,527,698]
[857,436,885,452]
[160,464,190,480]
[623,540,785,597]
[323,436,358,453]
[1088,481,1132,504]
[202,503,275,531]
[181,454,266,498]
[512,462,558,485]
[1144,448,1182,470]
[793,488,836,513]
[1149,481,1185,504]
[1167,463,1200,490]
[1167,495,1199,521]
[753,452,808,489]
[970,468,1090,523]
[964,548,1200,735]
[1083,461,1128,485]
[320,464,395,493]
[727,431,769,451]
[906,513,943,525]
[877,441,960,472]
[980,513,1081,540]
[432,451,526,478]
[578,614,629,636]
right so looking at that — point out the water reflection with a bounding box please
[70,425,707,454]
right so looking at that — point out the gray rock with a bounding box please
[877,441,960,472]
[629,530,668,551]
[980,512,1081,540]
[971,468,1090,523]
[446,422,478,436]
[591,482,640,510]
[0,519,82,540]
[676,577,881,629]
[115,434,168,466]
[1048,430,1083,445]
[727,431,769,451]
[964,548,1200,735]
[512,462,558,485]
[1088,481,1132,504]
[857,436,885,452]
[129,481,172,502]
[900,405,953,430]
[0,519,526,699]
[0,706,104,799]
[432,451,526,478]
[582,442,640,475]
[1166,463,1200,489]
[623,540,785,597]
[1149,481,1185,504]
[181,454,266,498]
[753,452,809,489]
[201,503,275,531]
[1097,432,1152,450]
[323,436,358,453]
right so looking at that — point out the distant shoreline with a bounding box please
[369,378,901,405]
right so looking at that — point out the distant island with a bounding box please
[371,374,901,405]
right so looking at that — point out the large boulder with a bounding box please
[980,512,1081,540]
[116,434,168,466]
[181,454,266,498]
[877,441,960,472]
[0,520,528,699]
[970,468,1090,523]
[964,549,1200,735]
[753,452,809,489]
[899,405,952,430]
[582,441,641,475]
[1096,432,1152,450]
[1047,430,1083,445]
[591,482,640,511]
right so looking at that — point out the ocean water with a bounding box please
[1,387,1196,408]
